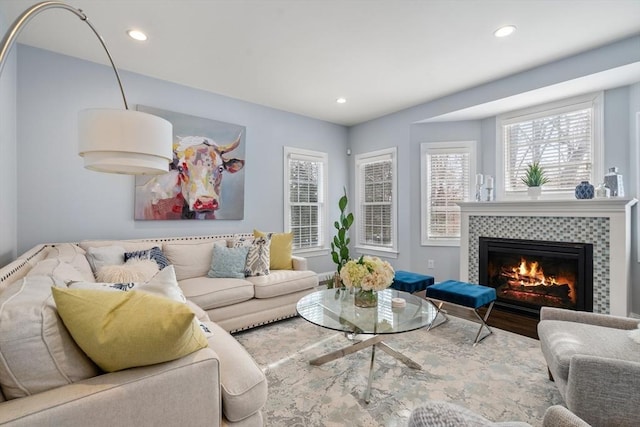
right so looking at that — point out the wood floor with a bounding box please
[415,291,540,339]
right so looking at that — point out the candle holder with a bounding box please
[485,187,493,202]
[475,184,483,202]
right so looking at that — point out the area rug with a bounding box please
[234,316,564,426]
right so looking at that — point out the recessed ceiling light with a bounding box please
[494,25,516,38]
[336,97,347,104]
[127,29,148,41]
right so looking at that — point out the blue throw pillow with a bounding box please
[208,245,249,279]
[124,247,170,270]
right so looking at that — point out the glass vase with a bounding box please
[354,289,378,308]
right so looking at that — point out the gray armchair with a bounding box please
[408,401,590,427]
[537,307,640,427]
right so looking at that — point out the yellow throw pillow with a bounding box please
[52,287,208,373]
[253,229,293,270]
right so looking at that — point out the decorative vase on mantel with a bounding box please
[575,181,594,199]
[354,289,378,308]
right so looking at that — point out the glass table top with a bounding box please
[296,288,436,335]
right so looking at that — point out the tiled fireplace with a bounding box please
[458,199,637,316]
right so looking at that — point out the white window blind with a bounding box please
[355,148,397,254]
[284,148,327,251]
[421,142,475,246]
[499,94,602,197]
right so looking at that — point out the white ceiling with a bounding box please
[1,0,639,126]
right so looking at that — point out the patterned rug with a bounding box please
[234,316,564,427]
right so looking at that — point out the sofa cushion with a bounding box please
[52,287,208,372]
[208,245,249,279]
[163,240,226,281]
[45,243,95,282]
[179,277,254,310]
[26,258,87,282]
[253,230,293,270]
[247,270,318,299]
[203,321,267,422]
[538,320,640,382]
[0,275,100,400]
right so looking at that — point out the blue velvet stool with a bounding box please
[425,280,497,346]
[391,271,434,293]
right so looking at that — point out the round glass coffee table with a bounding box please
[296,288,436,403]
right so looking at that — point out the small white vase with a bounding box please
[527,186,542,200]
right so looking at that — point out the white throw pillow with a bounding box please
[69,265,186,303]
[96,258,159,283]
[0,275,100,400]
[85,245,126,274]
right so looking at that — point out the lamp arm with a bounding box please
[0,1,129,109]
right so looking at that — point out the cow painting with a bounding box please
[135,133,245,220]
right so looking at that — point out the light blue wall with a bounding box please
[14,46,348,274]
[0,11,17,266]
[349,35,640,315]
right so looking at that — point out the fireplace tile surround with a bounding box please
[458,199,637,316]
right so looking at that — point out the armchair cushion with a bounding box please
[538,320,640,382]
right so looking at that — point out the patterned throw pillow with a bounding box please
[124,246,170,270]
[244,236,271,277]
[207,245,249,279]
[253,230,293,270]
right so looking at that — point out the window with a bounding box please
[283,147,328,253]
[421,141,476,246]
[355,147,397,256]
[497,93,603,199]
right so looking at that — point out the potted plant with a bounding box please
[329,188,354,288]
[521,161,549,199]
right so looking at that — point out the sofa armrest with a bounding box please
[540,307,639,330]
[565,355,640,427]
[542,406,590,427]
[0,348,221,427]
[291,255,308,271]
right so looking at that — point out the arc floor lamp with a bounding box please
[0,1,173,175]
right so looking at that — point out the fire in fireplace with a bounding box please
[479,237,593,317]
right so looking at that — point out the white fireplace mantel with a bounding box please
[458,198,637,316]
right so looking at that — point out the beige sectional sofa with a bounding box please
[0,233,320,426]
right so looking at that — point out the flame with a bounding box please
[501,257,575,303]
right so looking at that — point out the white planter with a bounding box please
[527,186,542,199]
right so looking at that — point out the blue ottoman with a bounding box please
[425,280,496,346]
[391,271,435,293]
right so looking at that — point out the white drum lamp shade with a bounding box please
[0,1,174,176]
[78,109,173,175]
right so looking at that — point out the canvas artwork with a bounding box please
[135,106,246,220]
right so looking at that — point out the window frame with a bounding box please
[420,141,477,247]
[496,92,604,200]
[283,146,329,256]
[354,147,398,257]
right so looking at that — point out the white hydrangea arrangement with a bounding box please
[339,256,395,291]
